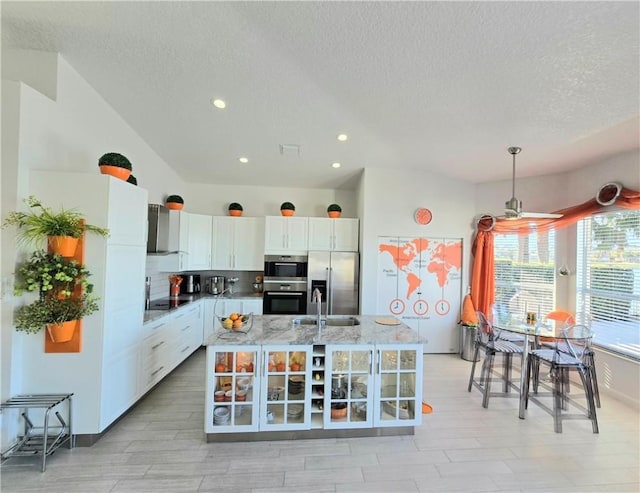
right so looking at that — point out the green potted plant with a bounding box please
[2,196,109,256]
[126,174,138,186]
[14,251,93,298]
[165,194,184,210]
[327,203,342,218]
[98,152,132,181]
[280,201,295,216]
[228,202,243,217]
[14,293,99,342]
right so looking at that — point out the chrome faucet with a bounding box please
[312,288,322,329]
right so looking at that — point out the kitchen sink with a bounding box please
[293,317,360,326]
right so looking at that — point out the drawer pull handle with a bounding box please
[151,341,165,350]
[151,366,165,377]
[150,323,164,331]
[181,346,190,353]
[181,325,191,331]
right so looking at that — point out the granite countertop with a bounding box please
[205,315,423,346]
[143,292,262,324]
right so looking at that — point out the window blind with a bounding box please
[493,230,556,324]
[576,210,640,359]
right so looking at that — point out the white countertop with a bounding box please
[205,315,423,346]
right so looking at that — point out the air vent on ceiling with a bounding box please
[279,144,301,156]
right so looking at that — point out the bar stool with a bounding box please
[525,325,598,433]
[468,311,523,408]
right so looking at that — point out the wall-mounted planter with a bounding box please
[47,235,79,257]
[47,320,77,343]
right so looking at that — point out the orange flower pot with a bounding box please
[47,320,77,343]
[99,165,131,181]
[166,202,184,210]
[48,236,79,257]
[280,210,294,216]
[229,210,242,217]
[328,211,341,218]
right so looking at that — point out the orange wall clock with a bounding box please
[414,208,432,225]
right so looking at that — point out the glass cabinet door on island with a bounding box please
[324,345,375,429]
[260,345,312,431]
[374,344,423,427]
[205,346,261,433]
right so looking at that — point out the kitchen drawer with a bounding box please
[142,317,171,340]
[141,330,173,371]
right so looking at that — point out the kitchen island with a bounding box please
[205,315,424,441]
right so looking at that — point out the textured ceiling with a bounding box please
[2,1,639,189]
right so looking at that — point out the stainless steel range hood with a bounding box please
[147,204,172,254]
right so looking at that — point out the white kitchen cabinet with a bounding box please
[308,218,359,252]
[163,211,211,271]
[140,302,203,394]
[324,345,375,429]
[186,213,212,270]
[264,216,308,254]
[206,346,261,433]
[28,171,148,435]
[260,346,312,431]
[212,216,264,270]
[373,344,423,427]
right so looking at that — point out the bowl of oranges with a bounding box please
[218,312,253,333]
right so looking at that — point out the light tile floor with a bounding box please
[2,348,639,492]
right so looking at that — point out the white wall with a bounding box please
[183,183,358,218]
[359,167,477,315]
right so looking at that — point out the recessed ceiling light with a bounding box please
[337,134,348,141]
[212,99,226,109]
[332,162,341,168]
[239,157,249,163]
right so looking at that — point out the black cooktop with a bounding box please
[148,299,191,310]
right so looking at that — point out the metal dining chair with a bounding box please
[525,324,599,433]
[468,311,523,408]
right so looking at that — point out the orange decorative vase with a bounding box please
[328,211,341,218]
[48,236,79,257]
[281,210,294,216]
[47,320,77,343]
[229,210,242,217]
[99,165,131,181]
[166,202,184,210]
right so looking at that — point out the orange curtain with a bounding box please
[471,230,495,318]
[470,186,640,315]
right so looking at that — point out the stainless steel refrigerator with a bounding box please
[306,251,359,315]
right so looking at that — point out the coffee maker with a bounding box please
[180,274,201,294]
[207,276,225,295]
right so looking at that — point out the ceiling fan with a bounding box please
[501,146,563,220]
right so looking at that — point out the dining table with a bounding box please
[493,319,594,419]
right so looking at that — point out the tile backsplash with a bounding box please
[145,256,262,300]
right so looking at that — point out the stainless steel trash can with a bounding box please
[459,324,479,361]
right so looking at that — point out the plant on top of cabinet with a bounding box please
[327,203,342,218]
[1,196,109,256]
[14,251,93,298]
[98,152,132,181]
[280,201,295,216]
[165,194,184,210]
[126,174,138,186]
[228,202,243,217]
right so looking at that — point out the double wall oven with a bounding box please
[263,255,307,315]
